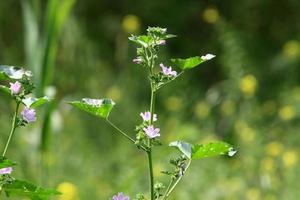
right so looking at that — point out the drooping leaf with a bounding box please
[171,54,215,70]
[0,65,32,80]
[169,141,192,159]
[0,85,11,96]
[22,96,52,108]
[0,157,17,169]
[68,98,115,119]
[3,179,61,200]
[169,141,236,160]
[192,141,236,159]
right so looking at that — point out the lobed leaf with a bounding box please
[0,157,17,169]
[68,98,115,119]
[22,96,52,108]
[169,141,236,160]
[3,179,61,200]
[171,54,215,70]
[0,65,32,80]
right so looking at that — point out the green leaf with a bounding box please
[0,65,32,80]
[3,179,61,200]
[22,96,52,108]
[192,141,236,159]
[169,141,192,159]
[0,157,17,169]
[171,54,215,70]
[129,35,151,47]
[0,85,11,96]
[68,98,115,119]
[169,141,236,159]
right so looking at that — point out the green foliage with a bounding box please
[22,96,52,108]
[0,157,16,169]
[68,98,115,119]
[169,141,235,159]
[171,55,214,70]
[0,65,32,81]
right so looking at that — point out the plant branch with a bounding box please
[2,102,20,157]
[106,118,135,144]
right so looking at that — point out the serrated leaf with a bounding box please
[0,157,17,169]
[0,85,11,96]
[3,179,60,200]
[192,141,236,159]
[169,141,192,159]
[171,54,215,70]
[68,98,115,119]
[22,96,52,108]
[0,65,32,80]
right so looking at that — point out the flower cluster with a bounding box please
[112,192,130,200]
[0,167,13,175]
[160,63,177,77]
[140,111,160,139]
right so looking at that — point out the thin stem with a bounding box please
[2,102,20,157]
[164,159,192,199]
[106,118,135,144]
[155,71,184,91]
[160,178,175,200]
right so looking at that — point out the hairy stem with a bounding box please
[164,159,192,199]
[2,102,20,157]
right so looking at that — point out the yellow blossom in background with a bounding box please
[282,150,298,168]
[239,75,258,97]
[260,157,275,172]
[195,101,211,119]
[246,187,261,200]
[57,182,79,200]
[266,141,283,157]
[262,100,277,116]
[122,14,141,33]
[106,86,122,102]
[220,100,236,116]
[282,40,300,58]
[234,120,256,143]
[165,96,182,111]
[278,105,295,121]
[202,7,219,24]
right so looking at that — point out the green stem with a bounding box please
[164,159,192,199]
[161,178,175,200]
[148,88,156,200]
[2,102,20,157]
[106,118,136,144]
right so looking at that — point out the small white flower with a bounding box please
[201,54,215,61]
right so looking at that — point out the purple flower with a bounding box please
[140,111,157,122]
[160,63,177,77]
[0,167,13,175]
[9,81,22,95]
[158,40,166,45]
[21,107,36,123]
[133,57,142,64]
[112,192,130,200]
[143,125,160,138]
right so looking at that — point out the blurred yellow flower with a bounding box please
[202,7,219,24]
[122,14,141,33]
[239,75,257,97]
[57,182,79,200]
[106,86,122,102]
[195,101,210,119]
[260,157,275,172]
[282,150,298,168]
[165,96,182,111]
[262,100,277,116]
[278,105,295,121]
[220,100,236,116]
[234,120,256,143]
[266,141,283,157]
[282,40,300,58]
[246,187,261,200]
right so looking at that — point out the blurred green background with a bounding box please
[1,0,300,199]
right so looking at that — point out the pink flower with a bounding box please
[21,107,36,123]
[133,57,142,64]
[0,167,13,175]
[160,63,177,77]
[9,81,22,95]
[158,40,166,45]
[112,192,129,200]
[143,125,160,138]
[140,111,157,122]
